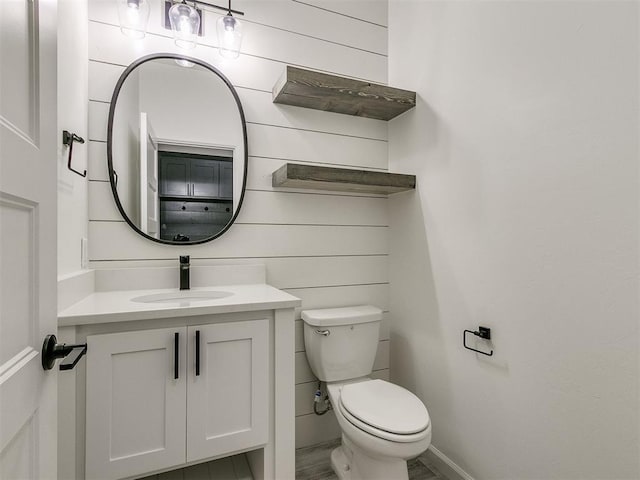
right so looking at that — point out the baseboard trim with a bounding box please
[423,445,474,480]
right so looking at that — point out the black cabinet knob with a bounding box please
[226,208,230,212]
[181,206,186,211]
[204,206,209,211]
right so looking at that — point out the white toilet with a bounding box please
[302,305,431,480]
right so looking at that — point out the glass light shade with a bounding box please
[169,2,200,50]
[216,15,243,59]
[117,0,150,39]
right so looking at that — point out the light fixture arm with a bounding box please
[189,0,244,16]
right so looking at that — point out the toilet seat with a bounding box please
[339,379,430,443]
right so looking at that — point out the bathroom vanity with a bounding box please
[57,267,300,480]
[53,53,300,480]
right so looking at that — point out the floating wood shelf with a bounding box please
[272,66,416,121]
[272,163,416,195]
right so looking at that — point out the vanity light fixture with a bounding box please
[216,0,243,59]
[168,0,201,49]
[163,0,245,58]
[116,0,151,39]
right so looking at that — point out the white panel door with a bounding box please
[85,328,187,480]
[186,320,269,463]
[0,0,58,478]
[139,112,159,238]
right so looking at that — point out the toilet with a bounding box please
[302,305,431,480]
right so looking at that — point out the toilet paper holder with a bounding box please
[463,326,493,356]
[62,130,87,177]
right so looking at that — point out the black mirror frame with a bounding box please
[107,53,248,245]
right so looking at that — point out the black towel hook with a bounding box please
[463,326,493,356]
[62,130,86,177]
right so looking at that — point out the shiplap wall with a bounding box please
[86,0,389,448]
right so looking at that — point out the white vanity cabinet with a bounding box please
[57,279,299,480]
[85,327,187,480]
[186,321,268,463]
[84,319,269,480]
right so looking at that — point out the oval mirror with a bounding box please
[107,54,247,244]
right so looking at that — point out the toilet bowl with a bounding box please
[327,379,431,480]
[302,306,432,480]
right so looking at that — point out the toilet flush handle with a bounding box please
[315,329,330,336]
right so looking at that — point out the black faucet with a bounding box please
[179,255,190,290]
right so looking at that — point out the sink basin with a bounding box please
[131,291,234,304]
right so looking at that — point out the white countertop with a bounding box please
[58,284,301,326]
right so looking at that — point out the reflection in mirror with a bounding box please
[108,54,247,244]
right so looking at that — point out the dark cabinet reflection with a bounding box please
[158,150,233,241]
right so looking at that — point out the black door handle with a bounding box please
[42,334,87,371]
[174,332,179,379]
[195,330,200,376]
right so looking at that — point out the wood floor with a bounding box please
[138,439,448,480]
[295,439,449,480]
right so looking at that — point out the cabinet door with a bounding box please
[219,161,233,200]
[86,328,187,480]
[191,159,220,198]
[187,320,269,463]
[160,156,190,197]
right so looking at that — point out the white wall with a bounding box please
[388,1,639,479]
[58,0,89,277]
[137,61,244,208]
[111,68,141,224]
[138,61,242,148]
[86,0,390,448]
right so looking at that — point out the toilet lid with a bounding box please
[340,380,429,435]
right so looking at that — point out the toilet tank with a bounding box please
[302,305,382,382]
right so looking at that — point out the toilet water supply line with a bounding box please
[313,381,332,415]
